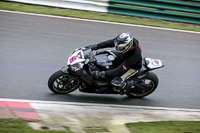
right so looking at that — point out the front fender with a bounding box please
[61,66,70,74]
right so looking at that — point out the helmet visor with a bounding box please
[114,40,133,53]
[115,45,127,52]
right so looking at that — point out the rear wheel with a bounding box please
[126,72,159,98]
[48,70,80,94]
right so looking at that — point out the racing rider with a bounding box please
[89,32,143,94]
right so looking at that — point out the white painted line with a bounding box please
[0,10,200,34]
[1,98,200,112]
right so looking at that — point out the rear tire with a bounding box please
[126,72,159,98]
[48,70,80,94]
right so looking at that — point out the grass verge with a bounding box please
[0,119,74,133]
[0,1,200,32]
[1,119,200,133]
[126,121,200,133]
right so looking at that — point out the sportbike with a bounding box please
[48,47,164,98]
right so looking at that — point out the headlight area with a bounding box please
[69,62,84,72]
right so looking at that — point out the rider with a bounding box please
[89,32,143,93]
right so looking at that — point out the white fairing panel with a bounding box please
[145,58,164,70]
[67,50,85,65]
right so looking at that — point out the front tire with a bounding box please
[48,70,80,94]
[126,72,159,98]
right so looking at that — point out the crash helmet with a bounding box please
[114,32,133,54]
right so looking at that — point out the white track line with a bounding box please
[0,10,199,34]
[1,98,200,112]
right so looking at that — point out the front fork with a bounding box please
[61,66,81,87]
[61,66,70,74]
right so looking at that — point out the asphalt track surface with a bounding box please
[0,11,200,109]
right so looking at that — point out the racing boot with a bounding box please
[111,69,138,95]
[111,77,127,95]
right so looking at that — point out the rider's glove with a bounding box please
[91,44,98,50]
[85,44,98,50]
[93,71,106,79]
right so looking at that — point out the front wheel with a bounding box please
[126,72,159,98]
[48,70,80,94]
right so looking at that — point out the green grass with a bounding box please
[126,121,200,133]
[0,1,200,32]
[0,119,74,133]
[1,119,200,133]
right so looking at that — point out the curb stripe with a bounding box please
[0,101,40,121]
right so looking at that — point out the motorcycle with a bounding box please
[48,47,164,98]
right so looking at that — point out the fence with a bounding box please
[108,0,200,24]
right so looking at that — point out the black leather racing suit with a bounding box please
[95,38,143,78]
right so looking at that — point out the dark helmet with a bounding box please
[114,32,133,54]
